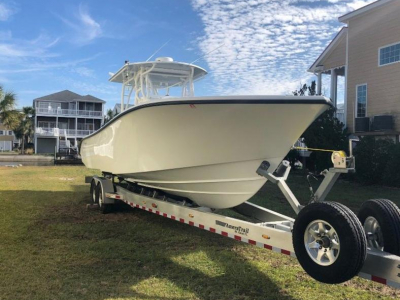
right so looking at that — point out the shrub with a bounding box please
[302,107,348,172]
[382,143,400,187]
[353,136,394,185]
[24,148,34,155]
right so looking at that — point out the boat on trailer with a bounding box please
[80,57,331,209]
[81,57,400,287]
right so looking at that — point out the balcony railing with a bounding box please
[64,129,95,136]
[35,127,59,136]
[35,127,95,137]
[36,108,102,117]
[77,110,103,117]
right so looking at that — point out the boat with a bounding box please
[80,57,332,209]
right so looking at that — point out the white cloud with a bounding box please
[72,66,96,78]
[0,33,59,59]
[191,0,375,95]
[57,4,102,45]
[0,2,16,21]
[0,54,101,74]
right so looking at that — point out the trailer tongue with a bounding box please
[86,142,400,288]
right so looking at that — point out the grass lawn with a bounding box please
[0,166,399,300]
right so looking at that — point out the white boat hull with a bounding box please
[81,96,331,209]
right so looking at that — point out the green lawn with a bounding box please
[0,166,399,300]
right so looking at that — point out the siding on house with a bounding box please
[0,123,14,142]
[346,1,400,131]
[322,37,347,70]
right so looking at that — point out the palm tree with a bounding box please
[0,85,19,130]
[14,106,34,154]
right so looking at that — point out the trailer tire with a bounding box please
[91,180,98,204]
[293,202,367,284]
[96,183,112,214]
[358,199,400,256]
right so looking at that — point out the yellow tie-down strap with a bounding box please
[292,147,347,161]
[292,146,336,153]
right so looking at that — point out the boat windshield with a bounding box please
[109,58,207,111]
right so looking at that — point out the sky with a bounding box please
[0,0,375,110]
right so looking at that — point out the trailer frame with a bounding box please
[87,166,400,289]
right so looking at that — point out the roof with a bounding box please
[339,0,394,23]
[33,90,106,103]
[109,60,207,85]
[113,103,134,113]
[113,103,134,109]
[80,95,106,103]
[308,27,348,73]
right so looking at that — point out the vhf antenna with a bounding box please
[146,39,171,62]
[190,43,225,64]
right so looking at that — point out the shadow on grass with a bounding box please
[0,189,295,300]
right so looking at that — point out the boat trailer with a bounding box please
[86,146,400,288]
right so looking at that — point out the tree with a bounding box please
[293,81,317,96]
[14,106,34,154]
[0,85,19,130]
[104,109,115,123]
[292,81,348,172]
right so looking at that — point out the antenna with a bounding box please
[146,40,171,62]
[190,44,224,64]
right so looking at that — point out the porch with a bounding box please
[308,27,348,126]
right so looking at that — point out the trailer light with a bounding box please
[262,234,271,240]
[189,214,194,218]
[151,203,157,208]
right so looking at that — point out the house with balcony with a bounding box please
[33,90,105,153]
[308,0,400,141]
[0,122,19,151]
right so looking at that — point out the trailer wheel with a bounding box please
[96,183,112,214]
[293,202,367,284]
[358,199,400,256]
[90,180,98,204]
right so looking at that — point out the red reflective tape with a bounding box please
[179,218,185,223]
[371,276,387,285]
[189,221,194,226]
[248,239,256,245]
[199,224,204,229]
[221,231,228,237]
[171,216,176,220]
[264,244,273,250]
[234,235,241,241]
[148,208,152,213]
[136,204,140,208]
[141,206,146,210]
[209,227,216,233]
[281,249,291,256]
[156,211,160,215]
[163,213,168,217]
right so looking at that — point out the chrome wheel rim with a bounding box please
[98,188,103,207]
[304,220,340,266]
[92,184,96,202]
[364,216,384,251]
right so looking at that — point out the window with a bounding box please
[8,131,12,135]
[356,84,367,118]
[0,130,3,135]
[38,121,56,128]
[379,42,400,66]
